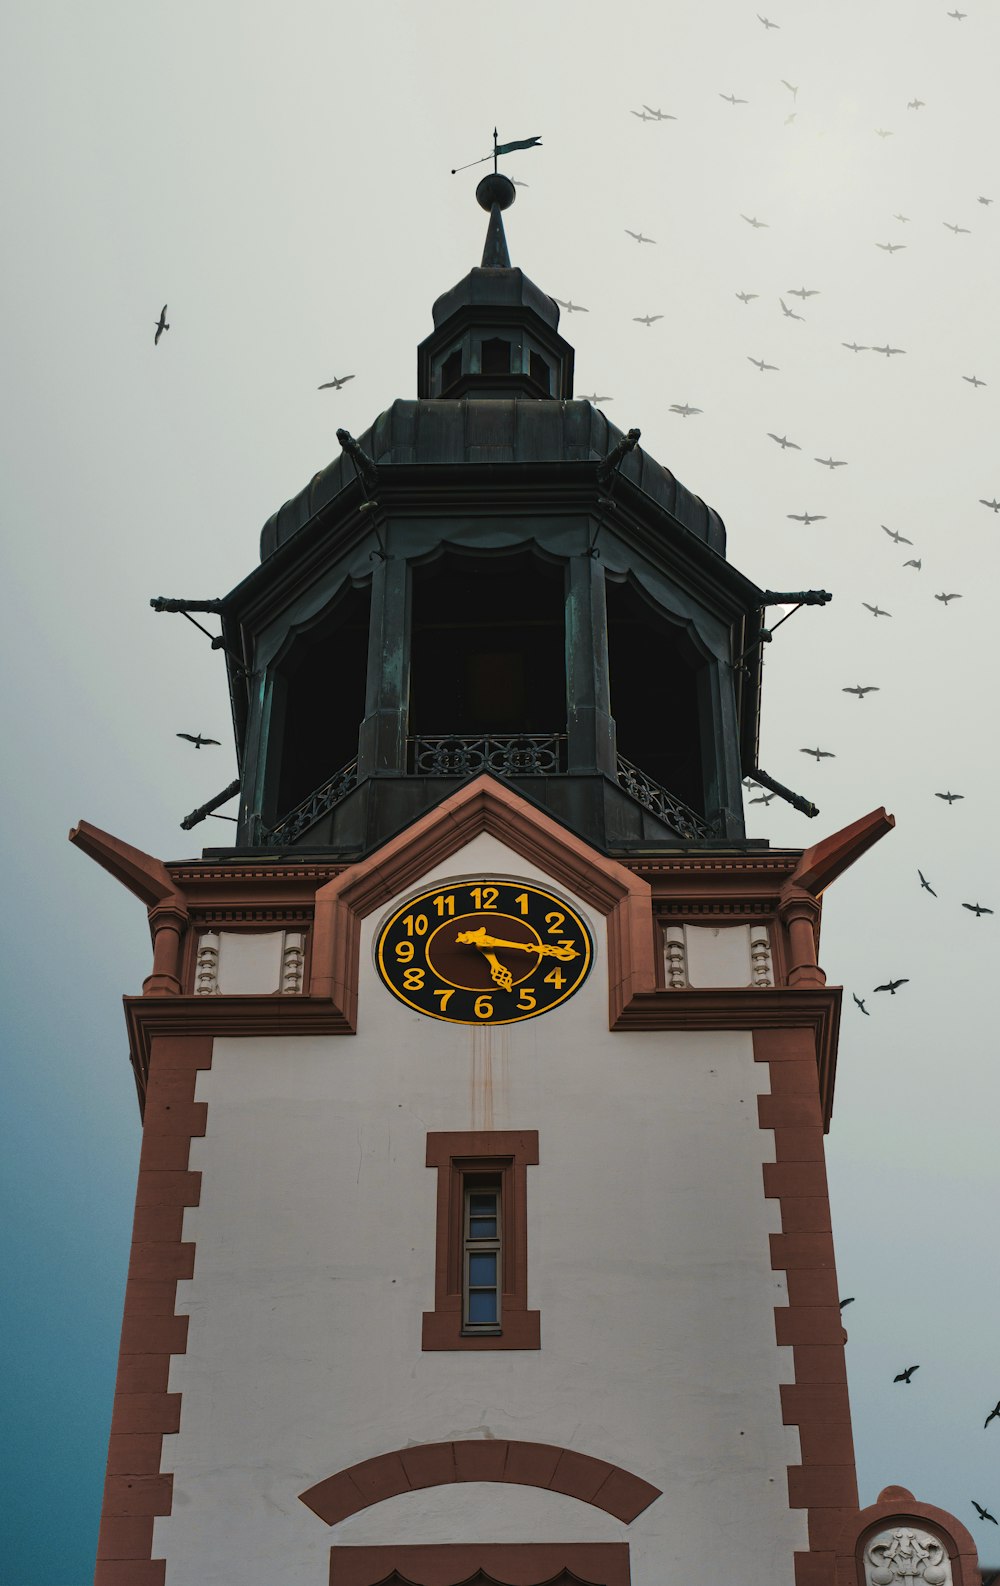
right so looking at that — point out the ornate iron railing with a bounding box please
[261,758,359,846]
[409,733,567,778]
[615,753,715,839]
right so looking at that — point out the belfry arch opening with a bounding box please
[605,575,706,816]
[268,582,371,821]
[409,550,566,739]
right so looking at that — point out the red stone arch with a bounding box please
[299,1440,661,1526]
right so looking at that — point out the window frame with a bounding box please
[423,1131,540,1351]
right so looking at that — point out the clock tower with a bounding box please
[75,178,983,1586]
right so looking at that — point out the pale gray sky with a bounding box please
[2,2,999,1579]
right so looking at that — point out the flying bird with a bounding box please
[757,13,779,27]
[736,291,759,303]
[907,98,925,109]
[875,128,894,139]
[630,109,654,121]
[750,791,776,804]
[980,499,1000,513]
[918,870,937,896]
[985,1401,1000,1429]
[742,215,769,228]
[934,592,962,604]
[176,733,221,749]
[843,685,879,698]
[787,512,826,524]
[862,602,892,617]
[882,525,912,544]
[876,980,909,996]
[578,393,613,403]
[633,314,663,327]
[904,559,922,570]
[552,297,588,313]
[894,214,911,223]
[642,105,677,121]
[872,344,906,356]
[943,221,971,234]
[962,903,994,917]
[720,93,748,105]
[816,456,848,468]
[853,995,870,1016]
[972,1503,998,1525]
[748,357,779,371]
[779,298,804,319]
[893,1364,919,1381]
[788,287,820,298]
[979,196,993,206]
[840,1297,856,1308]
[800,747,835,760]
[670,403,703,417]
[768,432,801,449]
[318,374,355,390]
[935,791,963,803]
[843,342,869,352]
[947,9,967,18]
[876,241,906,252]
[154,304,169,345]
[963,375,986,387]
[625,229,656,244]
[781,81,798,100]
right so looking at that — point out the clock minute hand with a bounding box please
[455,928,579,962]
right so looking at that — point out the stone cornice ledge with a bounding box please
[124,994,354,1092]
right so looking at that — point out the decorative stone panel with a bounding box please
[864,1525,952,1585]
[663,923,775,988]
[193,929,306,995]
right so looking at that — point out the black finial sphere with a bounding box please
[476,173,516,212]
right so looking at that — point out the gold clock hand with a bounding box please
[454,927,579,961]
[481,949,514,992]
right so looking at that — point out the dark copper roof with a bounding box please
[259,398,727,561]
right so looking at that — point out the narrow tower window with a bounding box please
[440,348,462,393]
[463,1178,501,1330]
[481,337,511,375]
[529,351,551,394]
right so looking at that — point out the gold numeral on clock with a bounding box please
[403,913,428,936]
[516,986,537,1011]
[432,893,455,916]
[474,995,494,1019]
[403,967,425,990]
[545,911,565,934]
[433,989,454,1012]
[543,967,566,990]
[395,940,415,962]
[470,886,499,910]
[514,892,530,915]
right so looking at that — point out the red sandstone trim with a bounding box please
[329,1543,632,1586]
[423,1131,540,1351]
[93,1034,212,1586]
[835,1490,981,1586]
[299,1440,661,1527]
[754,1026,859,1586]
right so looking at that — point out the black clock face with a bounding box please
[375,879,593,1025]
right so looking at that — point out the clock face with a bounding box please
[375,879,593,1025]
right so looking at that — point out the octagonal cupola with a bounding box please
[417,174,574,400]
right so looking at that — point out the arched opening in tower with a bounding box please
[269,581,372,820]
[605,575,706,816]
[409,550,566,739]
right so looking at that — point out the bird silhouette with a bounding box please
[862,602,891,617]
[985,1401,1000,1429]
[578,393,613,403]
[816,456,848,468]
[935,592,962,604]
[742,215,769,229]
[876,241,906,253]
[781,80,798,100]
[736,291,759,303]
[720,93,748,105]
[788,512,826,524]
[670,403,703,417]
[853,995,870,1017]
[882,526,912,544]
[176,733,221,749]
[948,9,968,19]
[944,221,971,233]
[907,98,926,110]
[757,13,779,26]
[788,287,820,298]
[750,791,776,804]
[872,344,906,356]
[962,903,994,917]
[748,357,779,371]
[843,685,879,698]
[978,196,993,206]
[894,213,911,223]
[980,499,1000,513]
[893,1364,919,1381]
[843,342,869,353]
[877,980,909,995]
[552,298,589,313]
[318,374,355,390]
[918,870,937,896]
[800,747,835,760]
[963,375,987,387]
[625,229,656,244]
[629,109,654,121]
[768,433,801,449]
[936,791,963,803]
[642,105,677,121]
[633,314,663,327]
[154,304,169,345]
[875,128,893,139]
[972,1502,998,1525]
[779,298,804,319]
[904,559,922,570]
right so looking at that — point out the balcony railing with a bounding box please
[615,754,715,839]
[409,733,567,778]
[260,758,359,847]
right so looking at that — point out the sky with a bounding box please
[1,1,999,1580]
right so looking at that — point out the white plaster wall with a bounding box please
[158,833,805,1585]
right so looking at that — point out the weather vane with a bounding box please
[451,128,541,176]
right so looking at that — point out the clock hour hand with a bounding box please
[455,927,578,962]
[481,949,513,992]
